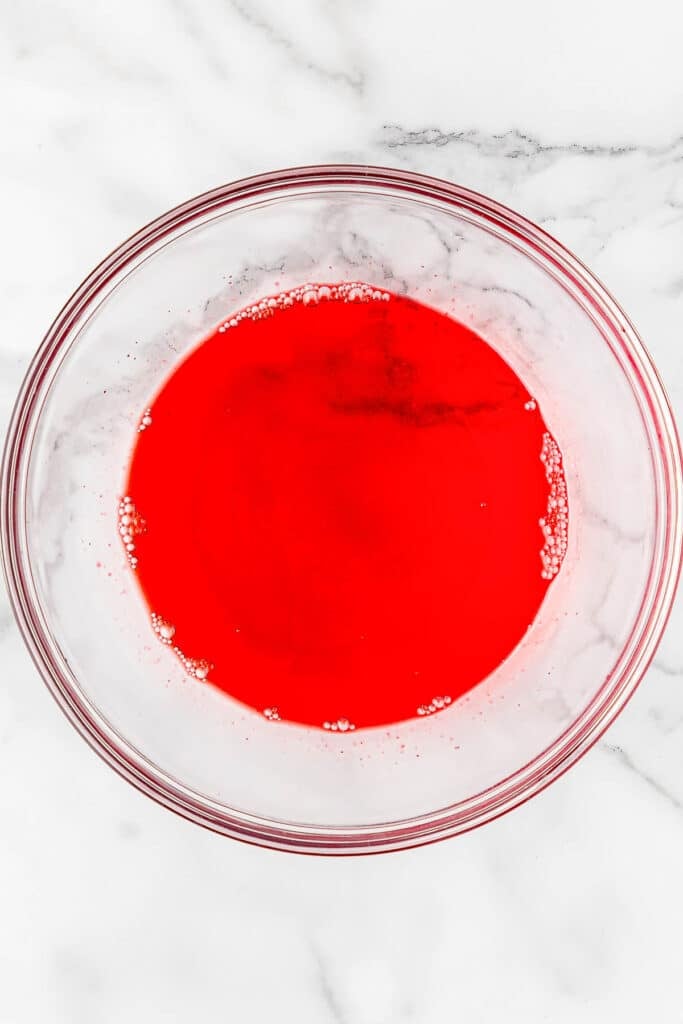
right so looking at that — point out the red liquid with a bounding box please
[122,283,567,731]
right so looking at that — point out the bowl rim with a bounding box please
[2,163,681,854]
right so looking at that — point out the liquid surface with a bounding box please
[121,283,567,731]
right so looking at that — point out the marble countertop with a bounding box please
[2,1,683,1020]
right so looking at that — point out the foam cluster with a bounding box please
[216,281,390,335]
[416,695,452,716]
[151,612,175,644]
[117,496,146,569]
[150,612,212,681]
[539,432,568,580]
[137,408,153,433]
[323,717,356,732]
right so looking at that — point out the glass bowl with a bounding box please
[2,165,681,854]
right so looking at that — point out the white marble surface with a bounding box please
[2,1,683,1019]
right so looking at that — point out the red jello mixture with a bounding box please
[120,282,567,731]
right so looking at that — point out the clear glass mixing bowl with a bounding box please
[2,166,681,853]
